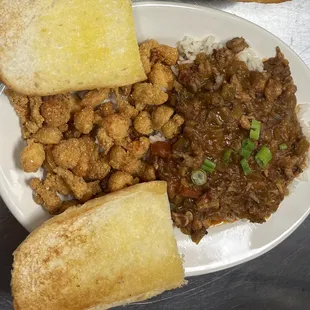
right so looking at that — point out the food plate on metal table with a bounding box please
[0,2,310,277]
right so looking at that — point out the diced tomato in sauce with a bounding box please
[179,185,201,198]
[151,141,172,158]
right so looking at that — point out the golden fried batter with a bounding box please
[139,39,160,56]
[87,157,111,180]
[81,88,110,108]
[32,127,63,144]
[139,39,160,74]
[64,124,82,139]
[151,45,179,66]
[58,124,69,133]
[43,145,57,172]
[97,127,114,155]
[48,93,81,113]
[87,148,111,180]
[72,136,96,177]
[29,97,44,128]
[5,90,45,138]
[41,96,71,127]
[80,180,102,203]
[74,106,95,134]
[96,102,116,118]
[132,83,168,106]
[30,178,61,214]
[22,121,40,139]
[102,114,130,142]
[161,114,185,139]
[141,164,156,181]
[118,100,139,119]
[64,93,82,114]
[20,140,45,172]
[108,171,135,192]
[108,145,129,170]
[134,111,153,135]
[57,200,80,214]
[121,158,145,176]
[52,138,81,169]
[148,63,175,90]
[93,113,104,126]
[120,85,133,97]
[151,105,174,130]
[44,173,71,196]
[54,167,88,200]
[125,137,150,159]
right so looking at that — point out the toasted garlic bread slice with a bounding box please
[0,0,146,95]
[12,181,185,310]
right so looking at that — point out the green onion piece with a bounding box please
[250,120,261,141]
[240,158,252,176]
[240,138,255,159]
[279,143,288,150]
[241,148,252,159]
[255,145,272,168]
[203,159,216,169]
[242,138,255,151]
[201,165,215,173]
[191,170,207,185]
[222,149,232,163]
[201,159,216,173]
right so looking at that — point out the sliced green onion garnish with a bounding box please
[240,138,255,159]
[203,159,216,169]
[241,148,252,159]
[240,158,252,176]
[201,159,216,173]
[201,165,214,173]
[250,120,261,141]
[242,138,255,151]
[222,149,232,163]
[255,145,272,168]
[191,170,207,185]
[279,143,288,150]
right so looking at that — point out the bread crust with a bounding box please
[12,181,185,310]
[0,74,146,97]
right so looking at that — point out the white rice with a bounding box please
[177,35,221,61]
[177,35,264,72]
[238,48,264,72]
[149,132,166,143]
[171,65,179,76]
[297,104,310,141]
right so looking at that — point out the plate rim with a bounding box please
[1,1,310,277]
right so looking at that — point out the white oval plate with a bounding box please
[1,2,310,277]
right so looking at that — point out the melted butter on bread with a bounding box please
[0,0,146,95]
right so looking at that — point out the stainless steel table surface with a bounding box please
[1,0,310,309]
